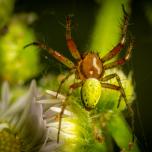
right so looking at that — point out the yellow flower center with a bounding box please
[0,129,21,152]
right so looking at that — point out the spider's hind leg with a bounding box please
[101,73,134,142]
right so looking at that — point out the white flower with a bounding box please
[0,80,52,152]
[37,90,77,143]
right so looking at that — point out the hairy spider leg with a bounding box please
[103,40,133,70]
[117,94,122,108]
[101,73,134,141]
[24,42,74,69]
[70,81,83,89]
[57,81,83,143]
[101,5,129,63]
[57,101,67,143]
[56,69,75,98]
[66,16,81,60]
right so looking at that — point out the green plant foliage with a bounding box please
[61,96,108,152]
[91,0,130,57]
[0,0,15,29]
[0,14,40,84]
[108,113,139,152]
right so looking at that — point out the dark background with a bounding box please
[14,0,152,151]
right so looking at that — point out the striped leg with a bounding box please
[66,16,81,60]
[101,73,134,141]
[101,5,129,63]
[24,42,75,69]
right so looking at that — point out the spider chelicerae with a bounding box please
[25,5,134,144]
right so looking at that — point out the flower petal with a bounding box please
[0,81,10,110]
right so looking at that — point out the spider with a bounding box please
[25,5,134,144]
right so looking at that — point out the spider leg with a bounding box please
[57,101,67,143]
[69,81,83,89]
[66,16,81,60]
[24,42,75,69]
[104,40,133,70]
[56,69,75,98]
[57,81,82,143]
[101,73,134,141]
[117,94,122,108]
[101,5,129,63]
[101,83,120,90]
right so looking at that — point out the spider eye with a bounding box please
[81,78,102,110]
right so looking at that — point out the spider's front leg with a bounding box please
[104,39,133,70]
[101,73,134,141]
[24,42,75,69]
[66,16,81,60]
[101,5,129,62]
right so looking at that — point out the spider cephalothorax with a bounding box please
[77,53,104,80]
[25,5,134,143]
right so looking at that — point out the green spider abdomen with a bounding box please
[81,78,102,110]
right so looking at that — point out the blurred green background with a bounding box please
[0,0,152,151]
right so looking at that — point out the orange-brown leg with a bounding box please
[103,40,133,70]
[57,81,83,143]
[56,69,75,98]
[66,16,81,60]
[101,5,129,63]
[69,81,83,89]
[101,73,134,141]
[24,42,75,69]
[57,101,67,143]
